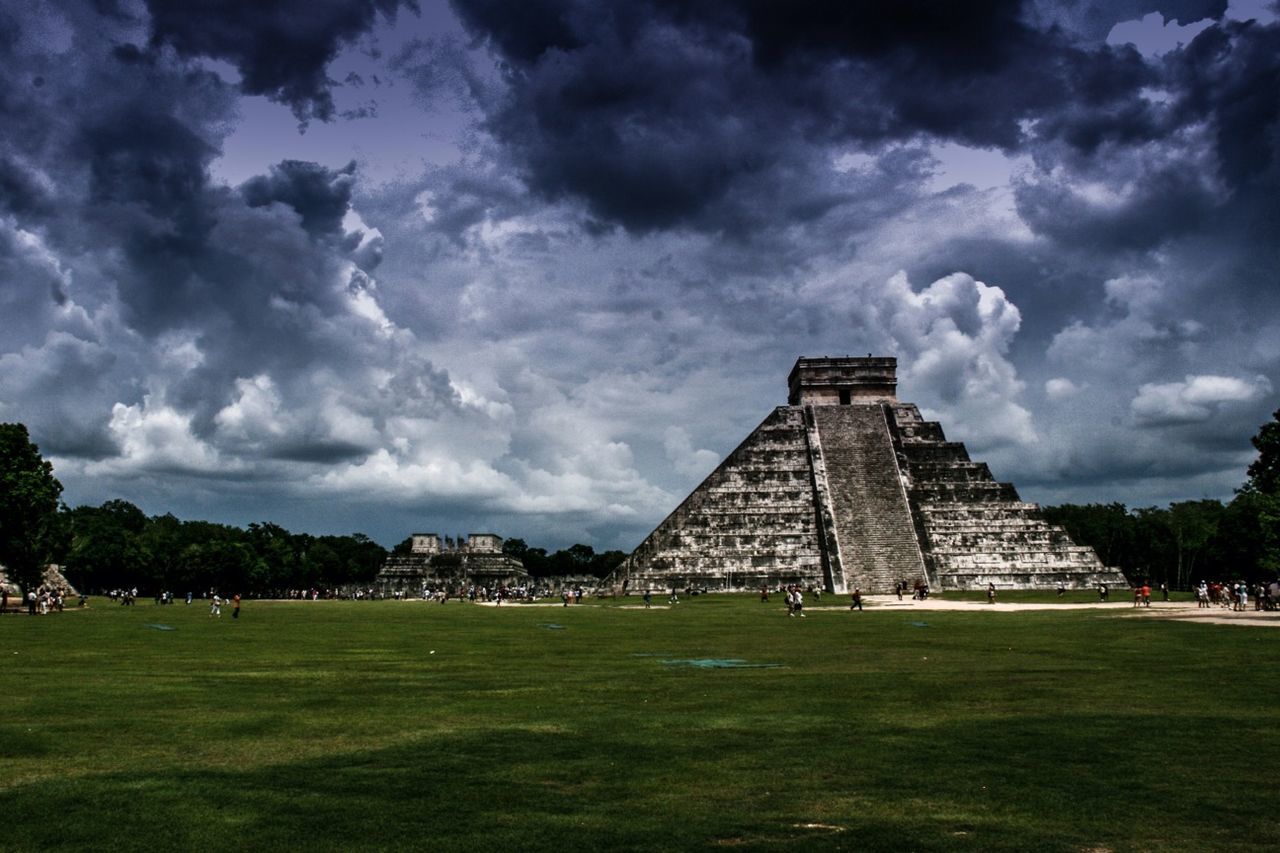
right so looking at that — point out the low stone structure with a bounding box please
[0,564,78,597]
[612,356,1129,594]
[376,533,529,594]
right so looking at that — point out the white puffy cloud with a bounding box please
[663,426,720,478]
[84,396,231,477]
[871,271,1036,451]
[1045,378,1082,400]
[1131,374,1272,426]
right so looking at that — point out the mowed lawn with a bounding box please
[2,596,1276,852]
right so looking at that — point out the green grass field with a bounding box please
[2,595,1276,852]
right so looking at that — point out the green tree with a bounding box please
[1164,500,1224,588]
[502,537,529,560]
[65,501,153,592]
[1246,408,1280,495]
[1233,409,1280,577]
[0,424,67,593]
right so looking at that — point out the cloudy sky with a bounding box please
[2,0,1277,550]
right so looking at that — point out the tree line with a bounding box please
[1042,406,1280,588]
[3,406,1278,594]
[0,423,622,594]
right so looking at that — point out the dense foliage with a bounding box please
[62,503,387,596]
[0,423,67,593]
[1043,409,1280,587]
[500,538,626,579]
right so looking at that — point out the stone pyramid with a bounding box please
[614,356,1128,594]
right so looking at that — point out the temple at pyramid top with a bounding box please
[609,352,1129,594]
[787,356,899,405]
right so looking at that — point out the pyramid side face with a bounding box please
[621,407,824,590]
[888,403,1130,589]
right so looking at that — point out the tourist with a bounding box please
[792,588,805,617]
[1141,583,1151,607]
[896,581,904,601]
[1197,581,1209,608]
[643,589,652,608]
[232,593,241,619]
[669,587,679,605]
[1056,581,1065,597]
[210,594,222,617]
[850,587,862,611]
[27,590,37,615]
[1160,582,1169,601]
[987,583,996,604]
[1099,583,1109,602]
[760,586,769,603]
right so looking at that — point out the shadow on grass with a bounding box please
[4,708,1276,852]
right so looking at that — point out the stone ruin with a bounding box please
[612,356,1129,594]
[376,532,529,594]
[0,564,78,597]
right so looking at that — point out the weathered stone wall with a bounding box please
[887,404,1129,590]
[619,407,824,590]
[376,551,527,592]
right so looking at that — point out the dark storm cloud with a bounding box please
[1026,0,1227,41]
[1167,19,1280,190]
[0,2,463,476]
[143,0,419,123]
[243,159,358,241]
[447,0,1185,233]
[1015,165,1219,252]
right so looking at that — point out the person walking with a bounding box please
[210,594,222,617]
[987,583,996,604]
[643,589,652,609]
[231,593,241,619]
[850,587,863,611]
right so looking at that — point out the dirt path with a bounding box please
[812,596,1280,626]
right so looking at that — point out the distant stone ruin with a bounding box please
[0,564,78,596]
[613,356,1129,594]
[376,533,528,593]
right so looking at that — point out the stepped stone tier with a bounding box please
[376,533,528,593]
[613,356,1129,594]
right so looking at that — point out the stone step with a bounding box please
[811,405,926,590]
[910,482,1022,502]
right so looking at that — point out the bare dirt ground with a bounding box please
[814,596,1280,626]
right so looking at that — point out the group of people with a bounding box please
[1195,580,1276,611]
[3,584,76,615]
[207,592,242,618]
[783,585,807,617]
